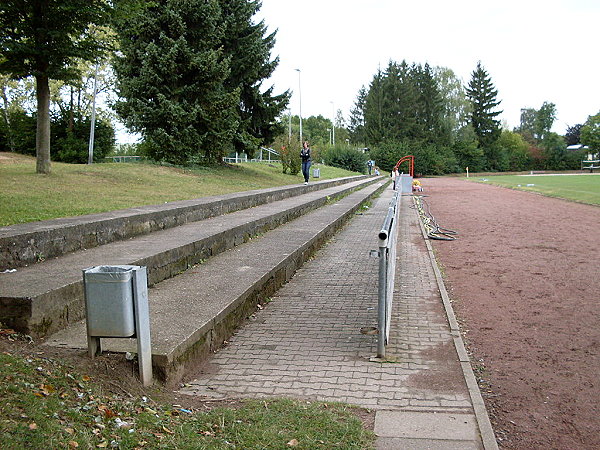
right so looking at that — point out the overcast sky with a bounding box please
[256,0,599,134]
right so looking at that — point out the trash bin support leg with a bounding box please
[88,336,102,358]
[132,267,152,386]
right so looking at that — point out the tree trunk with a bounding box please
[35,74,51,174]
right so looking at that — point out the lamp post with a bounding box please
[88,61,99,164]
[327,128,331,145]
[288,108,291,144]
[295,68,302,145]
[330,100,335,146]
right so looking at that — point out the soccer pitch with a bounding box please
[474,174,600,206]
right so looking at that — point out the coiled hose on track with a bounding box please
[412,195,458,241]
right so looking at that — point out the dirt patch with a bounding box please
[422,177,600,449]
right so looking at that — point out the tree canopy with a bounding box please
[113,0,288,165]
[466,61,502,149]
[0,0,112,173]
[581,112,600,153]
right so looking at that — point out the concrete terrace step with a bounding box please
[0,177,382,337]
[0,175,366,271]
[45,180,388,384]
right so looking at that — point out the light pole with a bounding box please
[288,108,292,144]
[88,60,99,164]
[295,68,302,145]
[330,101,335,146]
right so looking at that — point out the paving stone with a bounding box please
[178,188,491,448]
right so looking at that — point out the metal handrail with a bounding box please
[377,187,401,359]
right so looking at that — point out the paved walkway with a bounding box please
[179,188,497,449]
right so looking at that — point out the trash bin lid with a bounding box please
[83,265,140,282]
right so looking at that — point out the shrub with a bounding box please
[51,116,115,163]
[322,145,366,173]
[0,110,115,163]
[279,144,301,175]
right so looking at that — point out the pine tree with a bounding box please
[114,0,239,164]
[0,0,112,174]
[218,0,289,156]
[466,62,502,149]
[348,86,366,144]
[413,63,446,144]
[364,70,385,144]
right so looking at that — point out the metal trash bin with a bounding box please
[313,168,320,178]
[83,265,137,337]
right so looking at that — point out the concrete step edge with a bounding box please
[2,177,382,337]
[1,175,368,271]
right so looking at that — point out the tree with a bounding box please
[0,75,33,152]
[364,69,385,144]
[534,101,556,142]
[413,63,446,144]
[433,67,471,139]
[218,0,289,157]
[497,129,531,171]
[334,109,349,146]
[348,86,366,144]
[465,62,502,150]
[565,124,583,146]
[115,0,288,165]
[0,1,112,174]
[302,115,331,147]
[581,112,600,154]
[114,0,239,164]
[381,60,419,142]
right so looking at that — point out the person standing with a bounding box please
[300,141,311,184]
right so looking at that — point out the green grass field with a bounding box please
[474,174,600,205]
[0,153,361,227]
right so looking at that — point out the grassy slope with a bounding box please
[0,350,374,449]
[473,174,600,206]
[0,153,360,227]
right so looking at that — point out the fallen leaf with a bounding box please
[29,423,37,430]
[40,384,55,396]
[68,441,79,448]
[96,442,108,448]
[287,439,299,447]
[64,427,75,435]
[82,375,91,382]
[162,426,174,434]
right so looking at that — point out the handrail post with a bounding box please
[377,237,388,359]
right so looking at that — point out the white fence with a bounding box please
[223,147,280,164]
